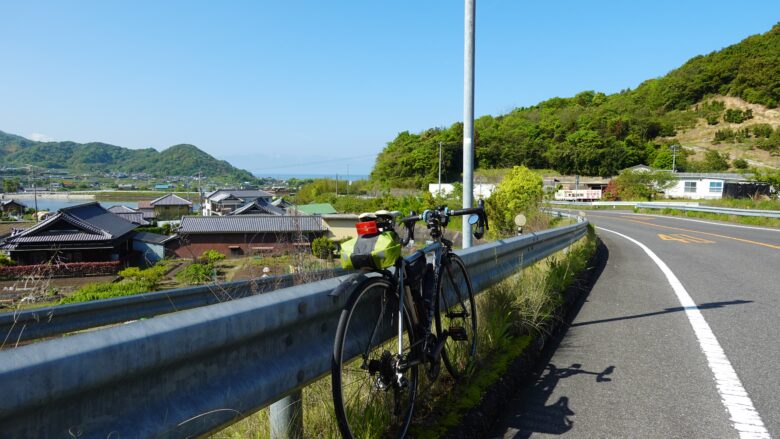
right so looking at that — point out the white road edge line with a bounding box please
[597,226,770,439]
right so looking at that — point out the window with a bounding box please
[709,181,723,193]
[684,181,697,193]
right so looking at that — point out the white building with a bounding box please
[202,189,274,216]
[428,183,496,199]
[663,173,749,200]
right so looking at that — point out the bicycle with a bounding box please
[331,201,489,438]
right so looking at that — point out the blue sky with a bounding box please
[1,1,778,176]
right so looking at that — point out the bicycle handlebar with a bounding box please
[397,200,489,242]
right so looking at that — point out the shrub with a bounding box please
[733,158,749,169]
[749,123,774,138]
[61,280,152,304]
[0,254,14,267]
[312,236,337,259]
[485,166,543,235]
[0,261,121,280]
[118,264,167,289]
[176,263,214,285]
[713,128,736,143]
[199,249,226,264]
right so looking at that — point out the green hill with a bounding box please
[0,132,255,180]
[372,22,780,188]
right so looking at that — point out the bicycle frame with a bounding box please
[396,240,444,367]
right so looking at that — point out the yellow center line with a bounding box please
[623,218,780,251]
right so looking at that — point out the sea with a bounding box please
[253,173,369,182]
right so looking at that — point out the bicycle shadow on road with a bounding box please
[497,363,615,438]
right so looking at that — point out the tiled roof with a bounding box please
[177,215,325,234]
[205,189,272,201]
[138,201,153,209]
[211,192,241,202]
[133,231,172,244]
[230,199,286,216]
[60,203,138,237]
[1,199,26,207]
[672,172,751,181]
[114,212,150,226]
[1,202,137,246]
[108,205,138,214]
[150,193,193,206]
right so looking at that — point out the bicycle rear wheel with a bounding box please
[434,254,477,379]
[332,276,419,439]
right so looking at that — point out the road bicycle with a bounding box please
[331,201,488,438]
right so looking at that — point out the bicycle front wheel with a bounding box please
[331,276,419,439]
[434,253,477,379]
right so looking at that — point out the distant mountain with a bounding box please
[372,22,780,187]
[0,131,255,180]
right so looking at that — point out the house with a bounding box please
[542,175,611,192]
[0,202,138,265]
[107,205,151,226]
[663,173,751,200]
[1,199,26,218]
[229,199,286,215]
[132,231,176,265]
[171,215,326,258]
[202,189,273,216]
[321,214,359,240]
[148,194,193,221]
[154,184,174,191]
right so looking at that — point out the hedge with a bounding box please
[0,261,122,280]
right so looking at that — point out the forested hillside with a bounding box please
[372,22,780,188]
[0,131,255,180]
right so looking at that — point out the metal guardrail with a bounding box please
[548,200,700,207]
[635,203,780,218]
[0,268,349,344]
[0,220,588,438]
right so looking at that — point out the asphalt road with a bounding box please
[492,210,780,438]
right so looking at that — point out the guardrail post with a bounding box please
[270,391,303,439]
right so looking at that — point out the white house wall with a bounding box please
[665,178,724,200]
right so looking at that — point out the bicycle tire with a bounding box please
[434,253,477,379]
[331,275,419,439]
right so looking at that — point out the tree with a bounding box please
[702,150,730,172]
[485,166,543,235]
[612,170,677,200]
[2,178,21,193]
[752,169,780,199]
[651,149,674,170]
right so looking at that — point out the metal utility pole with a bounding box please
[670,144,679,172]
[438,141,443,196]
[462,0,476,249]
[27,165,38,222]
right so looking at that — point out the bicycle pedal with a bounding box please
[447,310,468,319]
[449,326,468,341]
